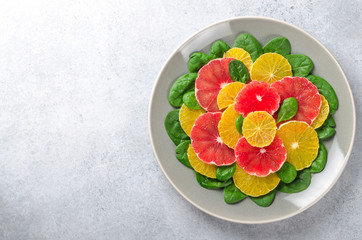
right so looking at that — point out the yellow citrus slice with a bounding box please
[218,104,242,149]
[250,53,292,84]
[187,144,217,178]
[223,47,253,69]
[233,164,280,197]
[242,111,276,147]
[179,104,206,136]
[311,95,329,129]
[217,82,245,110]
[277,121,319,170]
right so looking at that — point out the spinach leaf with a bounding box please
[307,75,338,114]
[235,115,244,135]
[277,162,297,183]
[278,169,311,193]
[233,33,263,61]
[316,126,336,140]
[183,91,201,109]
[285,54,314,77]
[164,109,190,145]
[323,115,336,128]
[168,73,197,107]
[277,97,298,123]
[210,40,230,59]
[229,60,250,83]
[250,190,276,207]
[216,163,236,181]
[195,172,232,189]
[188,52,212,73]
[310,142,327,173]
[175,140,192,169]
[223,183,247,204]
[263,36,291,56]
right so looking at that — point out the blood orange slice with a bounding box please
[235,136,287,177]
[195,58,235,112]
[234,80,280,117]
[190,112,236,166]
[271,77,321,125]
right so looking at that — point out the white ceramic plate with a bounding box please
[148,17,356,224]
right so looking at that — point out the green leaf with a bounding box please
[183,91,201,109]
[233,33,263,61]
[277,162,297,183]
[175,140,193,169]
[323,115,336,128]
[263,36,291,56]
[223,183,247,204]
[277,97,298,123]
[250,190,276,207]
[316,126,336,140]
[307,75,338,114]
[285,54,314,77]
[188,52,212,73]
[310,142,327,173]
[235,115,244,135]
[210,40,230,59]
[216,163,236,181]
[168,73,197,107]
[164,109,190,145]
[195,172,232,190]
[278,169,311,193]
[229,60,250,83]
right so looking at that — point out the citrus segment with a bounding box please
[311,95,329,129]
[271,76,322,125]
[242,111,277,147]
[190,112,236,166]
[218,104,242,149]
[217,82,245,110]
[179,104,206,136]
[235,136,287,177]
[187,144,217,178]
[223,47,253,69]
[234,81,280,117]
[277,121,319,170]
[250,53,292,83]
[195,58,235,112]
[233,164,280,197]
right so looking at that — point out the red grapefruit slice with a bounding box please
[190,112,236,166]
[235,136,287,177]
[195,58,235,112]
[271,77,321,125]
[234,80,280,117]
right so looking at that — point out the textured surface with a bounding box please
[0,0,361,239]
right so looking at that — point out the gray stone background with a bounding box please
[0,0,361,239]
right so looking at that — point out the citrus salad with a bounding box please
[165,33,338,207]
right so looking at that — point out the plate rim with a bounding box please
[148,16,356,224]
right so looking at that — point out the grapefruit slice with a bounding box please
[271,76,321,125]
[235,136,287,177]
[277,121,319,170]
[242,111,276,147]
[217,82,245,110]
[250,52,292,84]
[233,164,280,197]
[311,95,329,129]
[223,48,253,69]
[234,80,280,117]
[195,58,235,112]
[179,104,206,136]
[187,144,217,178]
[218,104,242,149]
[190,112,236,166]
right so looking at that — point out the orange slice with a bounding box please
[187,144,217,178]
[277,121,319,170]
[242,111,276,147]
[179,104,205,136]
[223,47,253,69]
[233,164,280,197]
[217,82,245,110]
[311,95,329,129]
[250,53,292,84]
[218,104,242,149]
